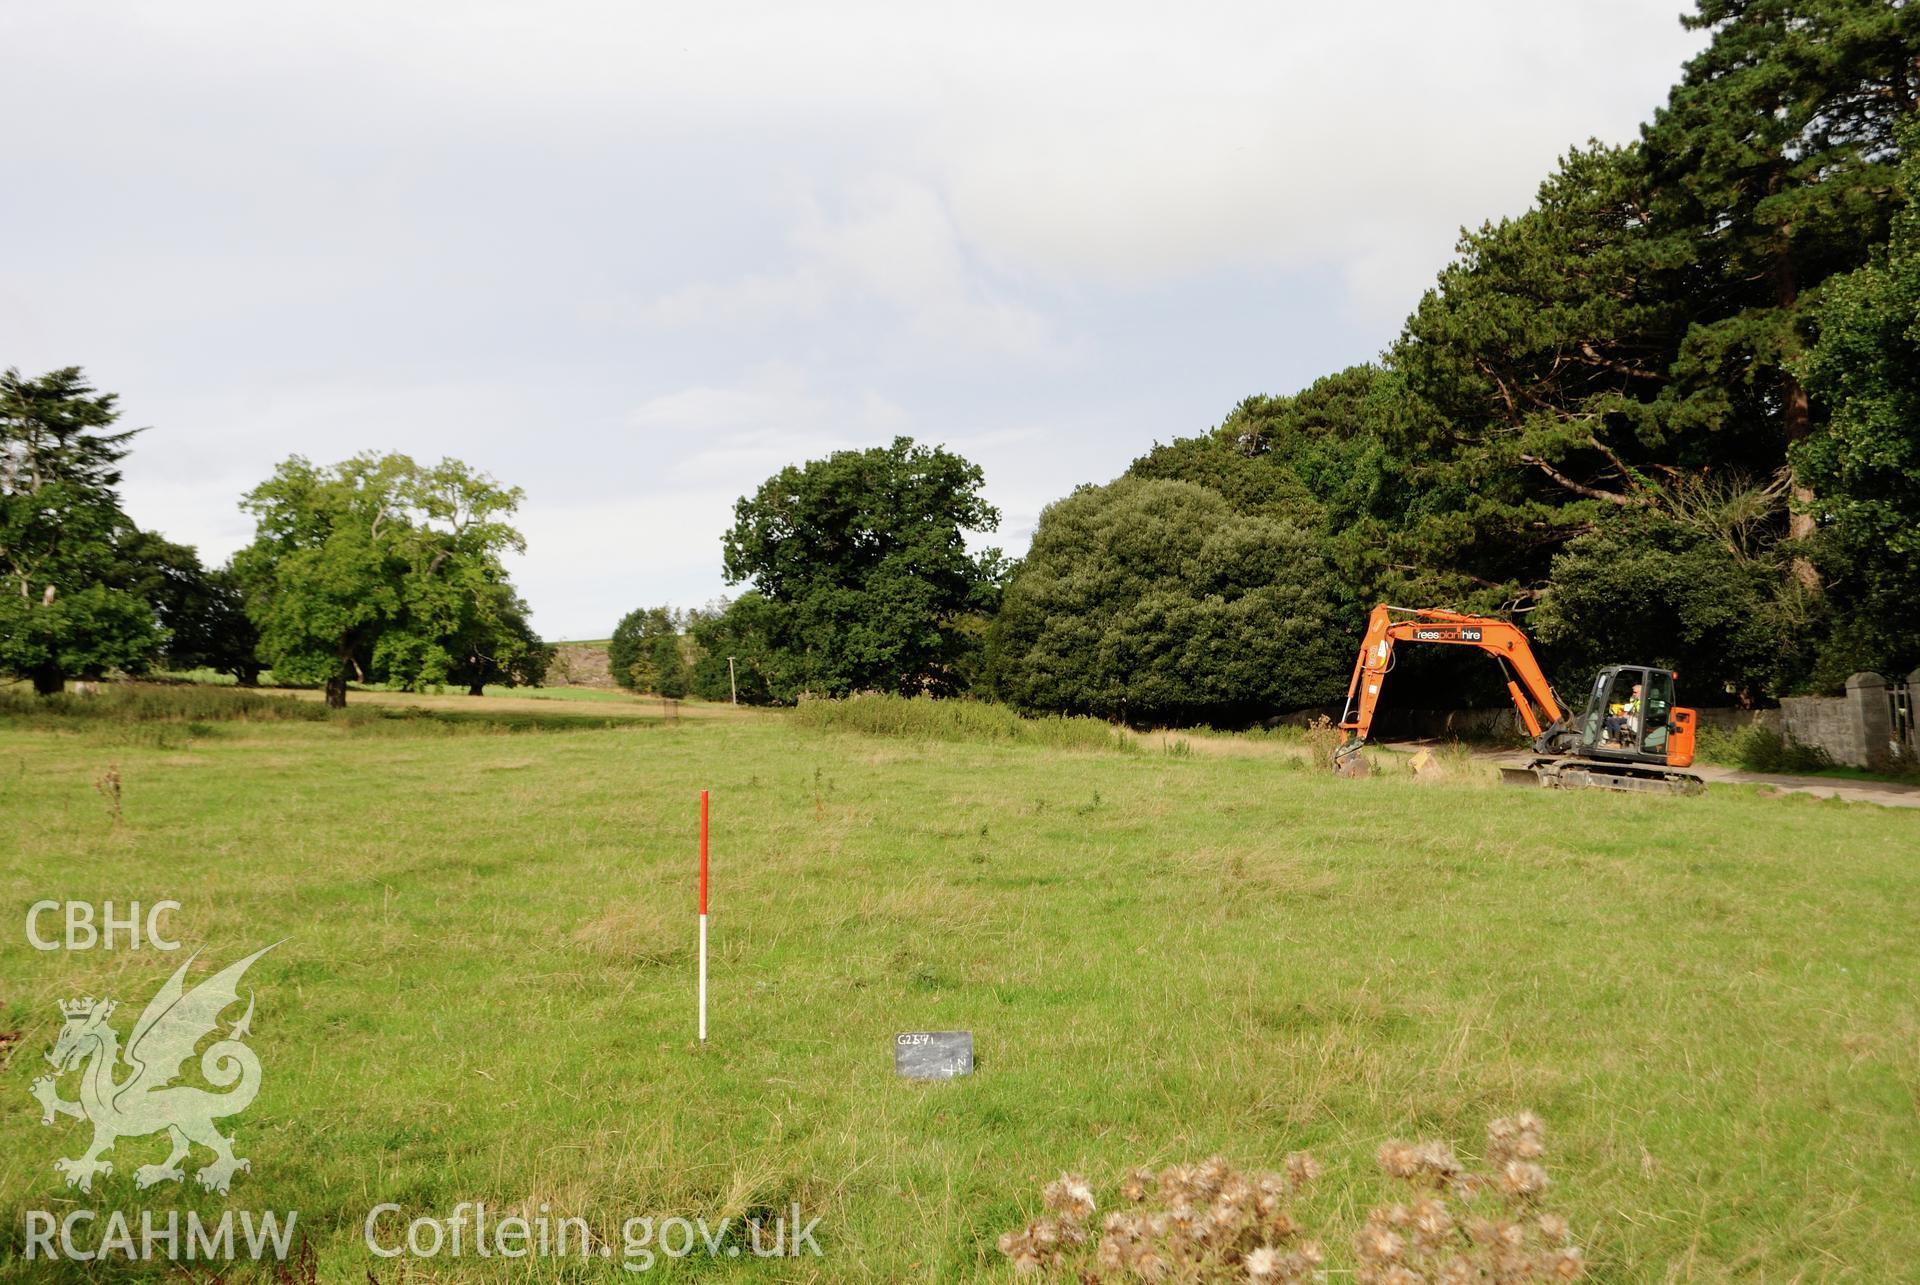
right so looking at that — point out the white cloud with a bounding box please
[918,2,1699,317]
[635,269,832,330]
[637,180,1078,360]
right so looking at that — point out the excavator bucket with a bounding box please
[1333,754,1370,779]
[1499,764,1545,788]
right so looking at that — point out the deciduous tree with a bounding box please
[609,605,689,696]
[989,478,1348,724]
[235,454,527,707]
[722,437,1003,700]
[688,595,777,705]
[1797,117,1920,682]
[109,532,264,684]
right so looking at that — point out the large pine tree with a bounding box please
[0,368,162,693]
[1640,0,1920,587]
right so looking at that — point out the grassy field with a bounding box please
[0,691,1915,1281]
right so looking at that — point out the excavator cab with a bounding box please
[1573,665,1696,768]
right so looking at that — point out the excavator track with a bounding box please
[1499,756,1706,796]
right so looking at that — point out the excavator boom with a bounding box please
[1335,605,1568,768]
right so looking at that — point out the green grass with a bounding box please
[143,664,646,707]
[792,693,1132,751]
[0,701,1915,1281]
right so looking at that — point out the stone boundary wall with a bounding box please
[1781,670,1919,770]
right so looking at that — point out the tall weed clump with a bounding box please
[1694,723,1832,774]
[0,683,340,725]
[793,695,1130,752]
[999,1154,1324,1281]
[1301,714,1342,769]
[996,1115,1586,1281]
[1358,1114,1583,1283]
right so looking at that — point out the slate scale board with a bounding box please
[894,1031,974,1079]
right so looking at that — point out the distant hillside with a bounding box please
[546,640,616,688]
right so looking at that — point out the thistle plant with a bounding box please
[94,762,122,825]
[996,1115,1584,1282]
[1301,715,1342,770]
[997,1153,1323,1281]
[1356,1113,1583,1284]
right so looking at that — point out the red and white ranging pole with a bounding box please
[698,789,709,1043]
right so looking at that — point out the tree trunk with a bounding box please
[235,666,261,688]
[30,663,64,696]
[468,682,485,697]
[1782,375,1821,593]
[324,675,348,709]
[1773,222,1821,595]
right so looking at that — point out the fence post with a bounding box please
[1845,671,1892,771]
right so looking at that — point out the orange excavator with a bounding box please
[1333,605,1705,794]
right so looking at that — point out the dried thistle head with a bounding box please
[1283,1151,1321,1189]
[1411,1196,1452,1249]
[1263,1209,1300,1243]
[1207,1194,1248,1236]
[1487,1112,1547,1168]
[1500,1160,1550,1200]
[1377,1141,1420,1179]
[1120,1165,1155,1204]
[1547,1245,1586,1279]
[1192,1154,1232,1198]
[1415,1141,1463,1179]
[1157,1165,1194,1204]
[1248,1242,1325,1285]
[1040,1173,1096,1221]
[1356,1224,1406,1265]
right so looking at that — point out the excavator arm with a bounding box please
[1334,605,1568,769]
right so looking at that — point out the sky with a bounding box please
[2,2,1707,641]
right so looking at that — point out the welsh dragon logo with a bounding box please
[30,945,275,1195]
